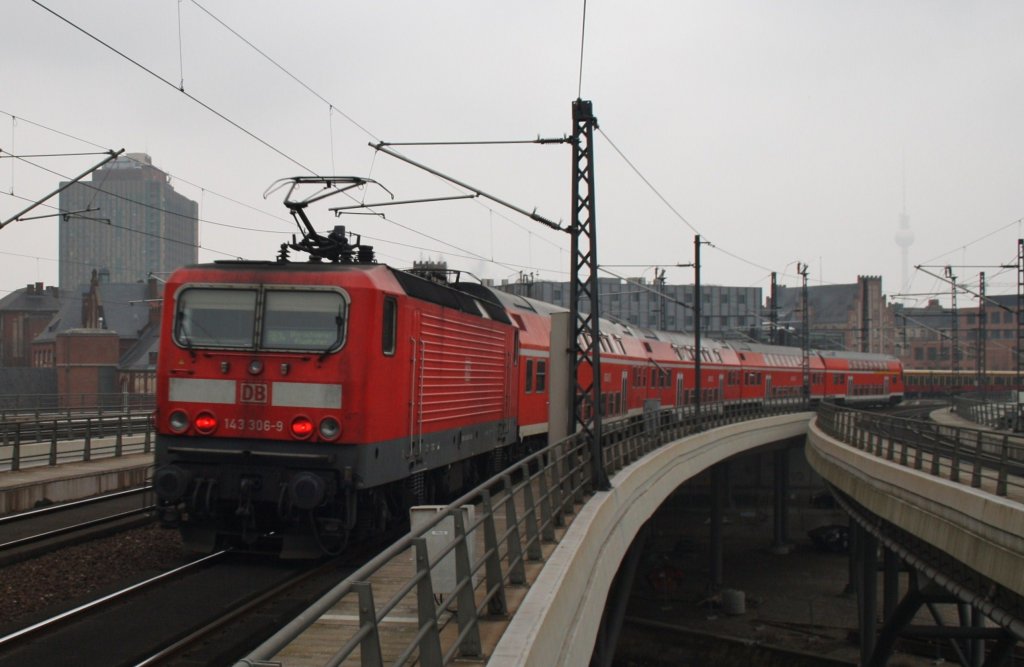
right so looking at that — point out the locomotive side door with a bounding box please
[408,309,424,461]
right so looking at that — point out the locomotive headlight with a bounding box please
[194,412,218,434]
[318,417,341,440]
[248,360,264,375]
[169,410,189,433]
[291,416,314,439]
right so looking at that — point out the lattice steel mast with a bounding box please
[798,263,811,403]
[978,272,986,395]
[946,266,959,373]
[1018,240,1023,430]
[569,99,609,491]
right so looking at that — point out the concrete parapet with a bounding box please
[0,453,152,514]
[490,413,814,667]
[806,419,1024,597]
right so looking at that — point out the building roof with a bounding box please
[776,283,861,325]
[0,284,61,313]
[34,282,151,343]
[118,325,160,372]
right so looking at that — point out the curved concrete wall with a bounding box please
[489,413,813,667]
[805,419,1024,597]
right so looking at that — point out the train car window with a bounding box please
[536,360,547,393]
[382,296,397,356]
[175,287,257,349]
[525,359,534,393]
[650,368,657,387]
[262,290,348,351]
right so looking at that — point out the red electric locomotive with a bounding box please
[152,260,520,556]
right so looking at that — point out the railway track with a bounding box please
[0,520,406,667]
[0,487,155,566]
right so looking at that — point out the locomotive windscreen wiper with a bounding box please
[317,312,345,362]
[176,311,197,359]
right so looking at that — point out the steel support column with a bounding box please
[770,447,790,553]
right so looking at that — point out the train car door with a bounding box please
[764,375,772,403]
[408,309,424,461]
[621,372,629,415]
[883,375,890,398]
[847,375,855,399]
[676,372,684,407]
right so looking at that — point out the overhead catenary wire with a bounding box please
[29,0,317,176]
[4,152,291,235]
[1,191,239,259]
[0,109,297,229]
[188,0,380,144]
[177,3,571,260]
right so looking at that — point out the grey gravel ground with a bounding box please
[0,523,188,633]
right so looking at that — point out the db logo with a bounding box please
[240,382,268,404]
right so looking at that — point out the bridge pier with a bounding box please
[854,523,878,665]
[709,462,726,590]
[590,523,650,667]
[770,446,791,554]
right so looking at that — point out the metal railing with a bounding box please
[237,397,808,667]
[951,394,1020,431]
[0,393,155,421]
[817,402,1024,498]
[0,412,154,471]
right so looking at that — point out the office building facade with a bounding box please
[58,153,198,290]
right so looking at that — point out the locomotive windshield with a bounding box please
[175,288,257,348]
[174,286,348,352]
[261,289,347,351]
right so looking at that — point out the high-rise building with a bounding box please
[58,153,198,290]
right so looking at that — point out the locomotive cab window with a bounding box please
[382,296,397,356]
[261,290,348,352]
[175,288,257,349]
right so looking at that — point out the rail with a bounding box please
[0,413,153,472]
[951,394,1020,431]
[816,402,1024,498]
[237,397,807,667]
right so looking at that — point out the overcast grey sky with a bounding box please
[3,1,1023,307]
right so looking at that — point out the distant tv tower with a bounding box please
[894,166,914,293]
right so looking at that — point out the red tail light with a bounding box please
[291,416,314,438]
[194,412,218,434]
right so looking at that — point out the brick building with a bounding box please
[0,283,61,367]
[772,276,897,354]
[895,295,1020,371]
[30,273,162,406]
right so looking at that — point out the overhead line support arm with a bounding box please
[0,149,123,229]
[370,142,564,232]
